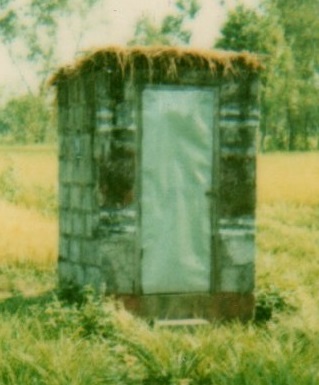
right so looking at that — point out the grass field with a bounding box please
[0,146,319,384]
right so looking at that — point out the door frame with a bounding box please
[136,84,220,295]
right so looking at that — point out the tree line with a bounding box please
[216,1,319,151]
[0,0,318,151]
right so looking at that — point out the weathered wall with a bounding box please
[57,70,139,295]
[56,63,259,319]
[94,70,138,294]
[57,73,103,292]
[216,76,259,296]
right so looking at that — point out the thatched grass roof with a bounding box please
[51,45,263,84]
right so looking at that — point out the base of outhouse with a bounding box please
[119,293,255,323]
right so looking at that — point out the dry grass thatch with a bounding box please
[50,45,263,84]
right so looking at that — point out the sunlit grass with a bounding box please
[257,152,319,205]
[256,151,319,333]
[0,145,57,188]
[0,200,58,268]
[0,147,319,384]
[0,146,58,271]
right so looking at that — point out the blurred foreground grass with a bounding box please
[0,146,318,385]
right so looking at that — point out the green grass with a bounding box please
[0,146,319,384]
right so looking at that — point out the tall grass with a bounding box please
[0,145,57,215]
[0,146,58,269]
[0,147,318,384]
[257,152,319,205]
[256,152,319,331]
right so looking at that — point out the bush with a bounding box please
[255,285,297,323]
[0,94,56,144]
[43,287,117,340]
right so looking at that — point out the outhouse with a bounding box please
[52,46,261,321]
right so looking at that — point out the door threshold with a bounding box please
[154,318,210,328]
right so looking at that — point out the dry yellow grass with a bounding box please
[0,148,319,385]
[0,145,57,191]
[256,151,319,329]
[257,152,319,206]
[0,146,318,288]
[0,199,58,267]
[0,146,58,268]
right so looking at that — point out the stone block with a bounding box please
[78,160,94,185]
[59,184,70,209]
[58,107,69,133]
[60,210,72,235]
[219,104,241,119]
[249,79,259,98]
[72,211,85,236]
[81,239,100,265]
[78,77,86,103]
[220,264,254,293]
[84,266,103,293]
[81,161,94,184]
[57,84,69,109]
[68,105,77,130]
[59,235,69,260]
[82,134,92,161]
[74,264,85,287]
[68,77,79,104]
[70,186,82,209]
[95,71,111,99]
[99,235,136,294]
[61,135,72,160]
[220,230,255,266]
[60,160,73,184]
[59,159,67,184]
[219,155,256,218]
[220,82,241,103]
[69,237,81,262]
[93,133,111,160]
[58,260,76,286]
[220,120,256,149]
[85,213,94,237]
[82,186,94,212]
[96,106,113,132]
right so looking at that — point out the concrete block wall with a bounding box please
[57,73,102,292]
[55,50,260,320]
[58,70,139,295]
[216,76,259,295]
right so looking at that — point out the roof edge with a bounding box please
[50,45,264,85]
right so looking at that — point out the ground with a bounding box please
[0,146,319,384]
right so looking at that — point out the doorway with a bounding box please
[141,86,215,294]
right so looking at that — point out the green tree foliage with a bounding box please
[0,0,104,143]
[268,0,319,150]
[216,3,319,151]
[0,94,54,143]
[129,0,200,46]
[0,0,103,94]
[215,5,268,53]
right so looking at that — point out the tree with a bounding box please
[0,0,106,143]
[0,0,104,95]
[215,3,319,151]
[215,5,270,53]
[129,0,200,46]
[0,94,54,143]
[266,0,319,150]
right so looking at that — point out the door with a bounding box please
[141,86,215,294]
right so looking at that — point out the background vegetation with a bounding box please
[1,0,318,150]
[131,0,319,151]
[0,146,319,384]
[0,0,318,383]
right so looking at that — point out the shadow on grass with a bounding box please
[0,289,58,315]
